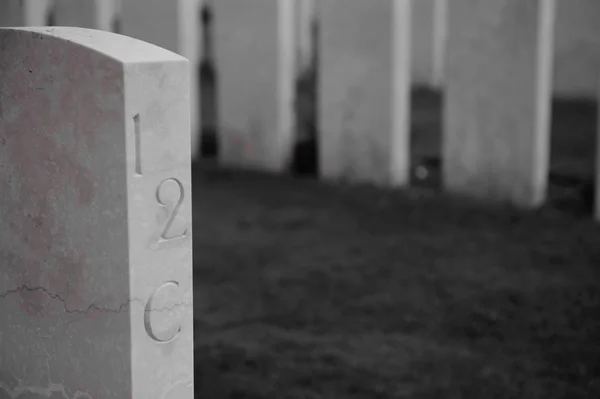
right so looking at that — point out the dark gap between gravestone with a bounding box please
[290,14,320,177]
[547,97,597,215]
[407,88,597,216]
[45,6,56,26]
[410,85,443,190]
[199,3,219,159]
[112,15,121,35]
[197,3,322,176]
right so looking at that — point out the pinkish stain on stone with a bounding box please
[0,32,121,314]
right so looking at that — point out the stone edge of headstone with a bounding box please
[0,26,189,65]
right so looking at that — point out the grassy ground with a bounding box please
[192,89,600,398]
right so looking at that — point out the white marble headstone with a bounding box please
[213,0,296,172]
[0,0,52,27]
[318,0,412,186]
[443,0,556,208]
[0,27,193,399]
[121,0,201,159]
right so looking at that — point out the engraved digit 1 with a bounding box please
[156,178,187,241]
[133,114,142,176]
[144,281,182,343]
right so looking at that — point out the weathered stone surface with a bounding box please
[318,0,412,186]
[0,27,193,399]
[121,0,201,159]
[213,0,296,172]
[443,0,556,208]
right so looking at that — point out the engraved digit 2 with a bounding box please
[156,178,187,241]
[144,281,182,343]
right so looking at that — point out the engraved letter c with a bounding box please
[144,281,182,343]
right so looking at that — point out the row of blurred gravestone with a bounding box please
[1,0,596,212]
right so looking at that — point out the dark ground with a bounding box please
[191,87,600,398]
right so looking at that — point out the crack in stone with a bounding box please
[0,284,191,315]
[0,285,192,396]
[0,284,134,314]
[0,382,94,399]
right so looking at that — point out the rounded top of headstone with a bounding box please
[0,27,188,65]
